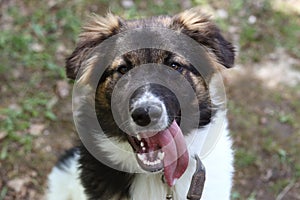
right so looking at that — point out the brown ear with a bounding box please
[171,8,235,68]
[66,13,123,80]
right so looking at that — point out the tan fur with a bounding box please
[79,13,121,43]
[95,77,112,108]
[66,13,123,80]
[78,54,99,84]
[173,8,213,33]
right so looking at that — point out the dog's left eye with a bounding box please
[170,62,183,72]
[117,65,131,74]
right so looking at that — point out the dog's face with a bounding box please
[67,9,234,186]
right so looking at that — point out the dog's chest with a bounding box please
[129,162,196,200]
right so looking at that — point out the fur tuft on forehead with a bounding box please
[80,13,122,43]
[66,13,123,80]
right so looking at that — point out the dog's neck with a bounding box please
[130,157,197,200]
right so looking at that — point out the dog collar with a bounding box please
[187,155,206,200]
[163,155,206,200]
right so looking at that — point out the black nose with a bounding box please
[131,105,162,127]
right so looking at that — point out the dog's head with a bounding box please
[67,8,234,186]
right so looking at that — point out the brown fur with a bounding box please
[66,8,234,81]
[66,13,123,79]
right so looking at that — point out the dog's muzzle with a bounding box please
[126,84,189,187]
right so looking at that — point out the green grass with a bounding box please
[0,186,8,200]
[0,1,85,157]
[271,179,291,195]
[228,81,300,198]
[247,5,299,62]
[210,0,300,63]
[231,191,241,200]
[0,93,57,158]
[108,0,183,18]
[235,148,256,168]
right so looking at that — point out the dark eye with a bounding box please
[117,65,131,74]
[170,62,183,72]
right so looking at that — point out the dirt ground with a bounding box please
[0,0,299,200]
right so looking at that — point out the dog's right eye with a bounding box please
[117,65,131,74]
[170,62,184,73]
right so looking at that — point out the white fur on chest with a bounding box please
[47,112,234,200]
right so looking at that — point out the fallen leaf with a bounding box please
[7,177,30,193]
[30,43,44,52]
[9,103,21,112]
[0,131,8,140]
[29,124,45,136]
[55,80,70,98]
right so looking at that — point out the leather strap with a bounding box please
[163,155,206,200]
[186,155,206,200]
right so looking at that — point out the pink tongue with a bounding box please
[149,121,189,187]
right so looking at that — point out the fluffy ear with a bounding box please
[66,13,123,79]
[171,8,235,68]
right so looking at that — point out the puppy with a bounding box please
[47,8,235,200]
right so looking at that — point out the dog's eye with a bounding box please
[170,62,183,72]
[117,65,131,74]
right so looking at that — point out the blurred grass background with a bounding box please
[0,0,299,199]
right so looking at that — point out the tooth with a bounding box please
[143,159,147,165]
[158,152,165,160]
[137,154,143,161]
[140,142,144,147]
[172,178,178,186]
[138,154,147,162]
[142,147,146,151]
[137,135,141,141]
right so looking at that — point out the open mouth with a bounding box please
[127,120,189,186]
[127,133,165,172]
